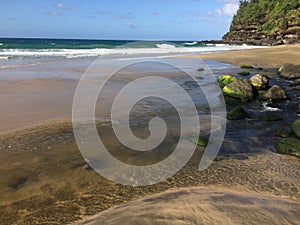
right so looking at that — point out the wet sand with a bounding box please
[0,52,299,224]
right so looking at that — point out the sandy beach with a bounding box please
[198,44,300,67]
[0,46,300,224]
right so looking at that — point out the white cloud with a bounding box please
[54,3,74,9]
[222,3,239,16]
[47,11,61,16]
[214,2,239,17]
[114,13,135,19]
[125,21,138,29]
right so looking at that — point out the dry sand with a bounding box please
[196,44,300,67]
[75,187,300,225]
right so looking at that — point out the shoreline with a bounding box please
[0,46,300,224]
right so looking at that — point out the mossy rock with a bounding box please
[261,85,288,101]
[227,106,247,120]
[195,76,203,80]
[191,136,208,147]
[224,96,243,106]
[279,63,300,79]
[292,119,300,138]
[217,74,237,88]
[238,71,250,76]
[260,114,283,121]
[275,137,300,158]
[240,64,254,69]
[197,67,204,72]
[222,78,253,101]
[249,74,269,90]
[276,129,291,138]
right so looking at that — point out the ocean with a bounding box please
[0,38,262,69]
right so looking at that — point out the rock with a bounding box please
[290,78,300,86]
[240,64,254,69]
[292,119,300,138]
[276,129,291,138]
[197,67,204,72]
[197,136,208,147]
[261,85,288,101]
[260,114,283,121]
[275,137,300,158]
[292,85,300,91]
[223,79,253,101]
[279,63,300,80]
[238,71,250,76]
[227,106,247,120]
[217,74,237,88]
[191,136,208,147]
[249,74,269,90]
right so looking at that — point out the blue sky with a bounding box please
[0,0,240,40]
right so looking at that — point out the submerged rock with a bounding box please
[227,106,247,120]
[279,63,300,80]
[260,114,283,122]
[261,85,288,101]
[249,74,269,90]
[238,71,250,76]
[217,74,237,88]
[223,79,253,101]
[292,119,300,138]
[240,64,254,69]
[275,137,300,158]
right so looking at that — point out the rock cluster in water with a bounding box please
[216,63,300,158]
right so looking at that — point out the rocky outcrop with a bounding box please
[222,1,300,46]
[222,26,300,46]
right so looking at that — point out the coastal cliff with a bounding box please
[222,0,300,46]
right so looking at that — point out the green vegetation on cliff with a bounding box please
[231,0,300,34]
[223,0,300,45]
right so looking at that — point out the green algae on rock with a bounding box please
[240,64,254,69]
[261,85,288,101]
[275,137,300,158]
[260,114,283,122]
[249,74,269,90]
[223,78,253,101]
[227,106,247,120]
[217,74,237,88]
[292,119,300,138]
[238,71,250,76]
[279,63,300,80]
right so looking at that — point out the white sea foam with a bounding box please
[261,102,281,112]
[0,45,266,59]
[183,41,198,46]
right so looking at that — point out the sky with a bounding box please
[0,0,240,40]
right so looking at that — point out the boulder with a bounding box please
[223,79,253,101]
[249,74,269,90]
[217,74,237,88]
[279,63,300,80]
[227,106,247,120]
[261,85,288,101]
[292,119,300,138]
[275,137,300,158]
